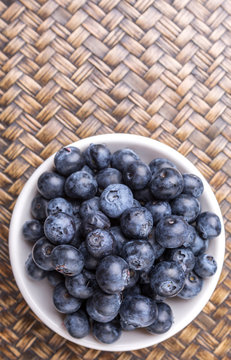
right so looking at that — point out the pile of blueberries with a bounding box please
[23,144,221,344]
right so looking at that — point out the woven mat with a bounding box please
[0,0,231,359]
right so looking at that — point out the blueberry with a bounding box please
[51,244,84,276]
[78,242,99,270]
[82,210,110,235]
[44,212,76,245]
[111,148,140,172]
[69,214,83,248]
[140,283,166,302]
[65,171,98,200]
[150,261,186,297]
[86,229,114,259]
[22,220,44,242]
[46,197,73,216]
[194,254,217,278]
[155,215,190,248]
[53,283,82,314]
[150,167,183,200]
[47,271,63,287]
[147,229,165,259]
[145,200,172,225]
[64,309,90,338]
[86,289,122,323]
[123,161,152,190]
[190,232,209,256]
[54,146,85,176]
[182,224,196,248]
[146,302,173,334]
[170,194,200,223]
[125,269,139,288]
[120,207,153,239]
[182,173,204,198]
[31,195,48,220]
[37,171,65,199]
[96,168,122,190]
[65,271,96,299]
[79,197,100,218]
[123,284,141,298]
[119,295,157,328]
[81,164,95,177]
[96,255,130,294]
[109,226,127,255]
[84,143,111,170]
[32,237,55,271]
[67,199,81,215]
[25,253,47,280]
[92,319,122,344]
[121,240,155,271]
[165,247,195,273]
[133,186,154,205]
[149,158,177,175]
[196,211,221,239]
[100,184,134,218]
[178,271,203,299]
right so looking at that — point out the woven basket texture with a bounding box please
[0,0,231,359]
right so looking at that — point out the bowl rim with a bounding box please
[9,133,225,351]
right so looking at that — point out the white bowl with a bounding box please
[9,134,225,351]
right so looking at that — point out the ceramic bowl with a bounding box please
[9,134,225,351]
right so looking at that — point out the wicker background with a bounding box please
[0,0,231,359]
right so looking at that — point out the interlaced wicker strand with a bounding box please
[0,0,231,359]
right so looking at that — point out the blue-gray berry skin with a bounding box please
[51,245,84,276]
[120,207,153,239]
[182,173,204,198]
[54,146,85,176]
[145,200,171,225]
[111,148,140,172]
[47,271,63,287]
[84,143,111,170]
[31,195,48,220]
[79,197,100,218]
[178,271,203,299]
[25,253,47,280]
[146,302,173,334]
[155,215,190,248]
[119,294,158,328]
[64,310,90,338]
[150,167,183,200]
[123,161,152,190]
[96,255,130,294]
[149,158,177,175]
[53,283,82,314]
[147,229,165,259]
[121,240,155,272]
[96,168,122,190]
[194,254,217,278]
[150,261,186,297]
[44,212,76,245]
[37,171,65,200]
[196,211,221,239]
[78,242,99,271]
[86,289,122,323]
[82,210,110,235]
[100,184,134,218]
[65,171,98,200]
[46,197,73,216]
[190,232,209,256]
[65,272,95,299]
[165,247,195,273]
[32,237,55,271]
[110,226,128,255]
[23,220,44,243]
[92,319,122,344]
[183,224,196,248]
[133,186,154,204]
[170,194,201,223]
[86,229,114,259]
